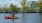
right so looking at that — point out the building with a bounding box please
[28,1,40,12]
[28,1,36,8]
[39,0,42,2]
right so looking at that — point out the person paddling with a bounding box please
[12,13,15,17]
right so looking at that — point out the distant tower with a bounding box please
[31,1,35,8]
[39,0,42,2]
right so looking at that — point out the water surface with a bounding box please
[0,13,42,23]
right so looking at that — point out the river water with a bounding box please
[0,13,42,23]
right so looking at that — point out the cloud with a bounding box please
[0,0,39,7]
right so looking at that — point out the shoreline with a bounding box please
[0,12,42,13]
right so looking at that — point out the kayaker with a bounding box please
[12,13,15,17]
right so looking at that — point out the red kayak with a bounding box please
[4,16,18,19]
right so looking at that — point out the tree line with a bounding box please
[0,4,20,13]
[0,0,42,13]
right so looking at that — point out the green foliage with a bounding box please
[9,4,20,12]
[0,0,39,13]
[4,8,9,12]
[20,0,26,6]
[20,0,27,12]
[35,2,42,9]
[0,8,3,12]
[26,8,36,12]
[35,2,42,12]
[2,4,20,12]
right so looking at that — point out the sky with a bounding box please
[0,0,39,7]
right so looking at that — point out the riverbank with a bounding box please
[0,12,42,13]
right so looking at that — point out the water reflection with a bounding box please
[0,13,42,23]
[38,13,42,23]
[23,13,39,23]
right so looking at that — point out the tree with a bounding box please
[9,4,20,12]
[4,7,9,12]
[20,0,27,12]
[0,8,3,12]
[35,1,42,12]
